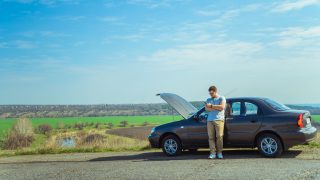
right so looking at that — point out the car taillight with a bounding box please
[297,114,304,128]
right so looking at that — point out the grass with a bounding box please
[313,115,320,123]
[0,131,150,157]
[0,115,319,157]
[0,115,182,138]
[295,132,320,149]
[1,115,318,138]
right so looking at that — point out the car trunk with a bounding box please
[284,109,312,128]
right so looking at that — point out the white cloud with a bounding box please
[73,41,85,47]
[135,40,320,103]
[195,3,261,18]
[150,4,261,44]
[279,26,320,37]
[194,10,219,17]
[52,15,85,21]
[0,42,7,48]
[97,16,126,25]
[106,34,144,42]
[139,41,263,70]
[98,16,122,22]
[12,40,36,49]
[4,0,80,6]
[39,31,68,37]
[126,0,174,8]
[272,0,320,12]
[20,31,68,38]
[188,4,262,32]
[275,26,320,47]
[20,31,36,37]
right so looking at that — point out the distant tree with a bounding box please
[74,123,84,130]
[119,120,128,127]
[142,122,150,126]
[107,123,114,129]
[94,123,101,129]
[65,124,72,129]
[37,124,52,135]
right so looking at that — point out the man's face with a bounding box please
[209,90,217,98]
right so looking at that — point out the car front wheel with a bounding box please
[257,133,283,158]
[161,135,182,156]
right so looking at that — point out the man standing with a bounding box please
[205,86,226,159]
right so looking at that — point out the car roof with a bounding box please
[226,97,268,101]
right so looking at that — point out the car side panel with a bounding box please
[259,113,316,149]
[225,115,262,146]
[181,119,208,147]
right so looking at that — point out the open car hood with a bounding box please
[157,93,198,119]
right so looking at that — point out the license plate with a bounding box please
[306,118,311,124]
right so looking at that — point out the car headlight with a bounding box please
[151,127,156,134]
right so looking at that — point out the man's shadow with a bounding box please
[89,149,302,162]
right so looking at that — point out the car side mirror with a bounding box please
[200,114,208,121]
[192,115,199,121]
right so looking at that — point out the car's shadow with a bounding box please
[89,149,302,162]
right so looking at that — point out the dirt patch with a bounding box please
[81,134,105,146]
[106,126,153,140]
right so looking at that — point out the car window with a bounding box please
[231,102,241,116]
[264,99,290,111]
[245,102,258,115]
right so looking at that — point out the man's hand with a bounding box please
[205,103,213,111]
[205,103,212,108]
[205,101,226,111]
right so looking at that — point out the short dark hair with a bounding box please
[208,86,217,92]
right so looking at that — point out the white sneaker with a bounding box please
[217,153,223,159]
[208,154,216,159]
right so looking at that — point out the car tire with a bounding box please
[257,133,283,158]
[161,135,182,156]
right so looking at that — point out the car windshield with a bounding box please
[264,99,290,111]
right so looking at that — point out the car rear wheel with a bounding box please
[161,135,182,156]
[257,133,283,158]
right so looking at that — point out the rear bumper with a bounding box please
[148,133,160,148]
[281,126,317,149]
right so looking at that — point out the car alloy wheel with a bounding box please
[161,135,182,156]
[257,133,283,158]
[164,139,178,155]
[260,137,278,155]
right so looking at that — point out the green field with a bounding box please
[0,115,182,138]
[0,115,319,139]
[313,115,320,123]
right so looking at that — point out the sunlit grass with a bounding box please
[0,115,182,138]
[0,131,150,157]
[313,115,320,123]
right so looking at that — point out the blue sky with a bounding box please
[0,0,320,104]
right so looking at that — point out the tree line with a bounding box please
[0,102,319,118]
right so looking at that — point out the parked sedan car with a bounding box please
[148,93,317,157]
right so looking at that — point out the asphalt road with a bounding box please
[0,149,320,180]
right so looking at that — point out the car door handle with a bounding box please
[250,120,258,123]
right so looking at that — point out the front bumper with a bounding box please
[148,133,160,148]
[281,126,317,149]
